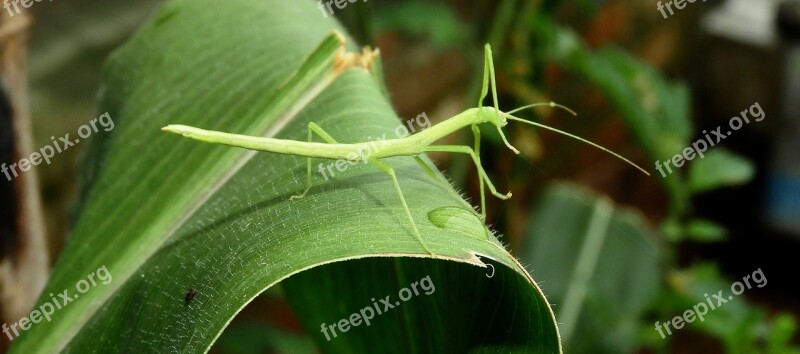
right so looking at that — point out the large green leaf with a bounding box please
[522,183,662,354]
[10,0,558,352]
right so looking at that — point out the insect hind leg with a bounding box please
[369,158,435,256]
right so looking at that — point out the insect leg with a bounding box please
[368,157,435,256]
[425,145,511,201]
[479,45,521,154]
[290,122,339,200]
[484,44,500,114]
[477,44,500,110]
[471,124,487,220]
[478,45,490,108]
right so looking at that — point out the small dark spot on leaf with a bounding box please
[185,288,196,305]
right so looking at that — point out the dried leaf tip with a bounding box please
[334,46,379,73]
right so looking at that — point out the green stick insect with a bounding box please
[162,39,649,256]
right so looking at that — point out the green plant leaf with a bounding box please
[666,264,797,353]
[689,148,756,193]
[685,218,728,242]
[374,1,468,49]
[9,0,559,352]
[532,17,693,214]
[522,183,663,354]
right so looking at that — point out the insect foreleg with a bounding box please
[425,145,511,202]
[484,44,500,114]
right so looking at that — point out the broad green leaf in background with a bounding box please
[522,183,663,354]
[10,0,559,352]
[374,0,468,49]
[530,16,691,214]
[564,45,692,215]
[531,16,758,218]
[533,21,692,161]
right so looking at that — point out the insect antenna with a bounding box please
[503,112,651,176]
[506,101,577,117]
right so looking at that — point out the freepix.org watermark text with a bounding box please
[655,268,767,339]
[2,265,112,342]
[320,275,435,341]
[654,102,764,178]
[4,0,54,17]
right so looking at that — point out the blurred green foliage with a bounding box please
[24,0,797,352]
[352,0,798,352]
